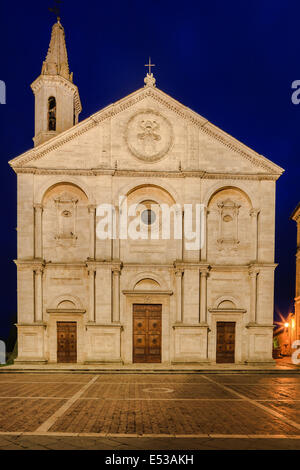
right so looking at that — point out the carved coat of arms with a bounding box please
[125,110,173,162]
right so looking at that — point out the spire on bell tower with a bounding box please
[41,20,72,81]
[30,13,82,147]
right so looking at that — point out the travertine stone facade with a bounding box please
[9,21,284,366]
[291,203,300,342]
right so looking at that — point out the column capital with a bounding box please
[199,265,211,276]
[112,262,122,274]
[88,204,97,213]
[14,259,45,271]
[33,203,43,211]
[174,269,183,277]
[87,267,96,275]
[34,266,44,274]
[86,261,97,272]
[248,267,260,277]
[249,208,260,217]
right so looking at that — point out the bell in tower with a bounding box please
[31,19,81,147]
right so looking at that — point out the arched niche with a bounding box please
[134,278,161,290]
[207,186,254,260]
[49,294,84,310]
[217,299,236,309]
[42,183,90,261]
[115,180,178,207]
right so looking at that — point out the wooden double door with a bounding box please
[57,322,77,363]
[216,321,236,363]
[133,304,162,363]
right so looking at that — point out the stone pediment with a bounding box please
[8,85,284,177]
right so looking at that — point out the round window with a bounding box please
[141,209,156,225]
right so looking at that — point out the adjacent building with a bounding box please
[291,203,300,344]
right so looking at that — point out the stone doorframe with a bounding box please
[208,309,246,364]
[46,310,86,363]
[121,290,173,364]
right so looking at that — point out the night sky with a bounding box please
[0,0,299,342]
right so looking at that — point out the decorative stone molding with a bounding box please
[122,290,173,296]
[217,199,241,252]
[9,86,284,176]
[125,109,173,162]
[209,308,246,313]
[250,208,260,217]
[49,293,84,309]
[54,193,78,246]
[14,259,45,271]
[144,73,156,87]
[12,166,280,181]
[46,308,86,314]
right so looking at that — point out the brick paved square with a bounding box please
[211,375,300,385]
[95,374,209,384]
[0,398,66,431]
[0,372,299,442]
[258,401,300,425]
[229,384,300,401]
[49,398,299,435]
[81,382,236,399]
[0,382,83,398]
[0,373,94,383]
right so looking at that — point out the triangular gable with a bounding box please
[9,85,284,176]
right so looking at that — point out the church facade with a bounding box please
[9,20,284,367]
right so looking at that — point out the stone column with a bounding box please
[199,269,209,323]
[175,269,183,323]
[181,210,185,261]
[249,267,259,324]
[250,209,260,262]
[34,267,43,322]
[88,205,96,260]
[113,206,120,259]
[34,204,43,259]
[200,207,208,261]
[175,208,183,260]
[112,268,120,322]
[88,267,96,322]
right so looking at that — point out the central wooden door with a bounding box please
[133,304,162,363]
[216,322,235,363]
[57,322,77,363]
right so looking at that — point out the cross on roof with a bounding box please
[145,57,155,75]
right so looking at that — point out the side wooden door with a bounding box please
[57,321,77,363]
[216,321,235,363]
[133,304,162,363]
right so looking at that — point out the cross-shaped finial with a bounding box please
[49,0,62,21]
[145,57,155,75]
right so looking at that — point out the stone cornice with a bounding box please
[12,166,279,181]
[14,259,45,270]
[46,308,86,314]
[210,263,277,272]
[122,290,173,296]
[209,308,247,313]
[174,261,211,271]
[290,202,300,222]
[9,86,284,175]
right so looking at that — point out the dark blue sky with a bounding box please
[0,0,299,340]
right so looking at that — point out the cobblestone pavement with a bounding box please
[0,372,300,449]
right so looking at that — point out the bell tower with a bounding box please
[31,19,81,147]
